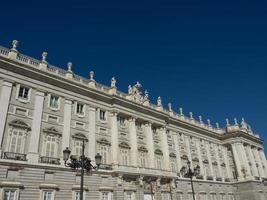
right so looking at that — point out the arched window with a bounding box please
[138,146,148,168]
[72,133,88,158]
[119,142,131,166]
[4,120,30,161]
[42,127,61,158]
[97,138,111,164]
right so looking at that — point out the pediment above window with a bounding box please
[72,133,88,141]
[203,159,209,164]
[192,157,199,162]
[9,120,31,130]
[119,142,131,149]
[154,149,163,155]
[138,146,148,152]
[169,152,176,158]
[181,154,188,160]
[97,138,111,146]
[43,127,61,136]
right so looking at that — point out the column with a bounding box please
[247,145,259,178]
[222,146,232,179]
[195,139,204,177]
[28,91,45,163]
[252,147,265,178]
[129,117,138,167]
[214,144,223,180]
[145,122,155,168]
[0,80,13,154]
[173,133,182,172]
[88,107,96,162]
[236,143,252,178]
[259,149,267,176]
[62,99,72,150]
[205,141,214,179]
[160,127,170,171]
[231,143,243,179]
[185,136,192,163]
[110,112,119,166]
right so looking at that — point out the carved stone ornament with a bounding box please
[138,146,148,152]
[9,120,31,131]
[169,152,176,158]
[43,127,61,136]
[154,149,163,155]
[72,133,88,141]
[97,138,111,146]
[181,154,188,160]
[119,142,131,149]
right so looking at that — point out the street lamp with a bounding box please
[180,161,200,200]
[63,140,102,200]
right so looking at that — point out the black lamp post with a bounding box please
[63,140,102,200]
[180,161,200,200]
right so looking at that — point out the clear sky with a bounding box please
[1,0,267,152]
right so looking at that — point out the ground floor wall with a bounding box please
[0,162,266,200]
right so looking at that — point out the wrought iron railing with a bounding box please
[40,156,60,165]
[2,152,27,161]
[98,164,113,170]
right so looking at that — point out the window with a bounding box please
[176,192,183,200]
[155,155,163,170]
[120,149,129,165]
[4,189,17,200]
[125,191,135,200]
[210,193,217,200]
[18,86,29,100]
[98,145,110,164]
[45,135,57,157]
[118,116,125,127]
[228,194,235,200]
[100,110,106,121]
[136,123,142,131]
[161,192,171,200]
[76,103,85,115]
[49,95,59,109]
[74,140,83,158]
[139,152,147,168]
[73,191,85,200]
[100,191,112,200]
[42,190,54,200]
[8,128,25,153]
[170,158,177,172]
[199,193,207,200]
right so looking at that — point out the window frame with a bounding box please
[75,102,85,117]
[6,127,27,154]
[16,84,31,103]
[100,191,113,200]
[48,94,60,111]
[3,188,19,200]
[41,190,55,200]
[99,110,107,122]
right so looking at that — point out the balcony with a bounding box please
[225,178,231,182]
[196,175,204,180]
[98,164,113,170]
[40,156,60,165]
[2,152,27,161]
[206,176,213,180]
[216,177,222,181]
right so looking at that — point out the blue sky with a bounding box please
[1,0,267,152]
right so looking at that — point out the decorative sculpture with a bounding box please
[111,76,116,88]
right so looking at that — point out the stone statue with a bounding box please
[89,71,94,81]
[67,62,72,72]
[144,90,149,101]
[168,103,172,112]
[111,76,116,88]
[42,52,47,63]
[207,119,211,127]
[12,40,18,51]
[199,115,203,123]
[189,112,193,119]
[226,118,230,126]
[234,118,238,126]
[216,122,220,129]
[179,108,184,116]
[157,96,162,107]
[128,85,133,95]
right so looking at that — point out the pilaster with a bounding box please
[195,138,204,177]
[145,122,155,168]
[205,141,214,180]
[110,112,119,166]
[173,133,182,174]
[252,147,265,178]
[129,117,138,166]
[214,144,223,180]
[160,127,170,171]
[88,107,96,162]
[62,99,72,152]
[222,146,232,179]
[0,80,13,154]
[247,145,259,178]
[231,143,243,180]
[28,91,45,163]
[259,149,267,177]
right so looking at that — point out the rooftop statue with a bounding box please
[111,76,116,88]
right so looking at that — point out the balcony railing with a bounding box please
[225,178,231,182]
[216,177,222,181]
[40,156,60,165]
[2,152,27,161]
[99,164,113,170]
[206,176,213,180]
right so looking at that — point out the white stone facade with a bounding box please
[0,40,266,200]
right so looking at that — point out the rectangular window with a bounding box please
[9,129,24,153]
[73,191,85,200]
[42,190,54,200]
[100,110,106,121]
[4,190,17,200]
[99,145,109,164]
[120,149,129,165]
[118,116,125,127]
[161,192,171,200]
[75,140,83,157]
[125,191,135,200]
[76,103,84,115]
[18,86,29,99]
[45,136,57,157]
[50,95,59,109]
[100,191,112,200]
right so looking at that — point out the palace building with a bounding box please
[0,40,266,200]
